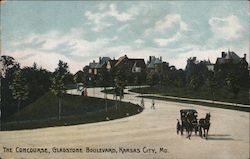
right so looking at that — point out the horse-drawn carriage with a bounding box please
[177,109,199,136]
[177,109,211,139]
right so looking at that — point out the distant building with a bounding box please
[88,57,111,75]
[95,57,111,75]
[215,50,248,72]
[106,59,118,72]
[114,55,146,74]
[147,56,169,73]
[205,59,214,72]
[88,60,97,74]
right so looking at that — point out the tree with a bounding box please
[0,55,19,78]
[207,72,217,102]
[1,56,21,120]
[55,60,73,85]
[100,70,110,112]
[226,73,240,99]
[189,75,200,90]
[50,72,66,120]
[74,71,85,83]
[9,70,29,112]
[50,59,72,120]
[22,65,52,106]
[146,71,159,86]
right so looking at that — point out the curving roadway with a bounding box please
[0,88,249,159]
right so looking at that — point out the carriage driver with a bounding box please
[186,112,197,124]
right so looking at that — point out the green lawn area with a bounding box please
[2,92,143,131]
[101,88,128,95]
[129,86,250,105]
[138,95,250,112]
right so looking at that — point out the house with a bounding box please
[108,55,146,84]
[147,56,169,73]
[206,59,214,72]
[215,50,248,72]
[88,60,97,74]
[95,57,111,75]
[88,57,111,75]
[106,59,118,72]
[114,55,146,73]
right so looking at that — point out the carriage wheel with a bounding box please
[180,126,183,135]
[176,124,179,134]
[195,127,198,135]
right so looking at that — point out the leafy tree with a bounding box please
[22,65,52,106]
[9,70,29,112]
[49,60,73,120]
[146,71,159,86]
[74,71,85,83]
[115,70,126,89]
[100,70,110,111]
[185,57,209,89]
[55,60,74,85]
[207,72,217,101]
[189,75,200,90]
[1,56,21,119]
[1,56,19,77]
[226,73,240,98]
[50,73,66,120]
[114,70,126,108]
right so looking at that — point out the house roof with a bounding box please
[147,62,155,69]
[114,55,146,70]
[154,58,162,64]
[130,59,146,68]
[89,57,111,69]
[108,60,118,67]
[115,55,128,67]
[147,57,162,68]
[100,57,111,64]
[216,51,242,64]
[89,62,97,69]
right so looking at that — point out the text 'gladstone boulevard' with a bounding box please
[3,146,168,154]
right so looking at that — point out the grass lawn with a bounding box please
[130,86,250,105]
[138,95,250,112]
[101,88,128,95]
[2,92,143,131]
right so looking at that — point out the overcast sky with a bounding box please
[1,1,249,73]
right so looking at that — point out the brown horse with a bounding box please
[199,113,211,139]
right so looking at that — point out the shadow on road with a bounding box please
[207,134,234,140]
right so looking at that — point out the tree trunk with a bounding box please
[17,100,21,112]
[104,87,108,112]
[210,88,214,103]
[58,98,61,120]
[115,95,118,110]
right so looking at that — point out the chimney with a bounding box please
[222,52,226,58]
[160,56,162,62]
[243,54,246,60]
[149,56,152,62]
[99,57,102,64]
[93,60,95,64]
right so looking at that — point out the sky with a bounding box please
[1,1,249,73]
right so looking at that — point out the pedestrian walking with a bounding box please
[141,98,145,109]
[151,99,155,109]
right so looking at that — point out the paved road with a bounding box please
[0,88,249,159]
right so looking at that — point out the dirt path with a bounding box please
[0,88,249,159]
